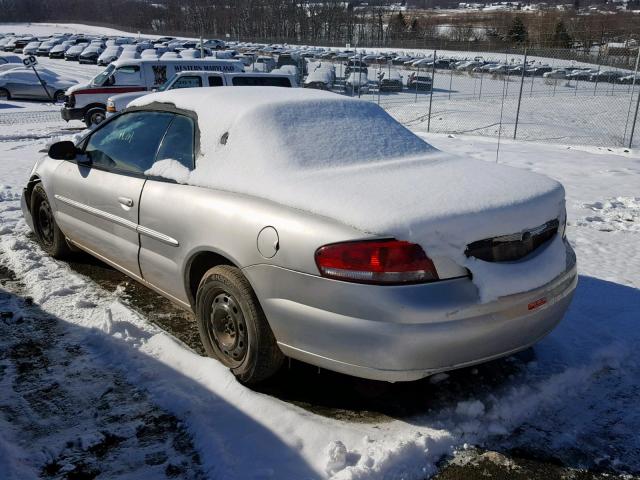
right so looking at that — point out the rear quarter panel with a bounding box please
[137,180,370,307]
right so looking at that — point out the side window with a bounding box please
[113,65,141,85]
[155,114,195,170]
[171,75,202,89]
[231,76,291,87]
[208,75,224,87]
[84,111,174,174]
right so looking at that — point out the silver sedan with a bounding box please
[0,68,76,102]
[22,88,577,385]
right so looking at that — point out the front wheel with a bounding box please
[84,107,106,128]
[30,184,71,259]
[196,265,284,385]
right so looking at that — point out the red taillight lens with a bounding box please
[315,240,439,285]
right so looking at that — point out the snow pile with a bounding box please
[145,159,191,183]
[135,87,566,301]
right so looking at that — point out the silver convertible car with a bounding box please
[22,87,577,385]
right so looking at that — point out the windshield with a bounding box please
[157,75,176,92]
[91,64,115,86]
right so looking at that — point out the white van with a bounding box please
[61,58,244,126]
[106,70,298,116]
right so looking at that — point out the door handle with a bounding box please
[118,196,134,207]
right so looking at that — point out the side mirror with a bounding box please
[48,141,78,161]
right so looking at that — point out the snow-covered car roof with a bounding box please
[130,87,430,169]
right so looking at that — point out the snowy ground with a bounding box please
[0,95,639,479]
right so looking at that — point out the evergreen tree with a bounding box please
[507,16,528,44]
[552,20,572,49]
[387,11,407,40]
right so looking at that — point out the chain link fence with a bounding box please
[300,47,640,149]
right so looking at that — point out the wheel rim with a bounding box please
[37,198,55,248]
[54,91,65,103]
[207,292,247,367]
[0,89,8,100]
[91,111,105,125]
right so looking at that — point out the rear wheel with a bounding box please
[30,184,71,259]
[53,90,65,103]
[196,265,283,385]
[84,107,106,128]
[0,88,10,100]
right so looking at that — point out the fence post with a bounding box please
[479,71,484,99]
[513,48,527,140]
[427,49,436,132]
[415,64,419,102]
[593,44,602,96]
[629,88,640,148]
[623,48,640,146]
[448,65,453,100]
[627,50,640,148]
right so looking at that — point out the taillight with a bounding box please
[315,239,439,285]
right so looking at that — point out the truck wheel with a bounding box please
[30,184,71,259]
[84,107,106,127]
[196,265,284,385]
[0,88,10,100]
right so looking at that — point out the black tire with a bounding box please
[30,184,71,259]
[84,107,106,127]
[53,90,65,103]
[0,88,10,100]
[196,265,283,385]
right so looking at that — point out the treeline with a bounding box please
[0,0,638,50]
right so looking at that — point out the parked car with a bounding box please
[97,46,122,65]
[79,45,104,64]
[65,43,88,61]
[107,70,297,115]
[0,53,22,65]
[617,74,640,85]
[589,70,625,83]
[23,87,576,385]
[407,73,433,91]
[0,67,76,102]
[62,57,244,126]
[23,41,42,56]
[543,69,569,80]
[303,67,334,90]
[49,41,73,59]
[379,70,403,92]
[345,69,369,94]
[6,36,35,53]
[567,69,595,81]
[36,38,61,56]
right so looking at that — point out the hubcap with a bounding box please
[91,112,105,125]
[208,292,247,366]
[37,200,54,247]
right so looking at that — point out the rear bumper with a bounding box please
[61,106,84,122]
[244,240,577,382]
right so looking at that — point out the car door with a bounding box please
[51,110,175,280]
[137,112,197,305]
